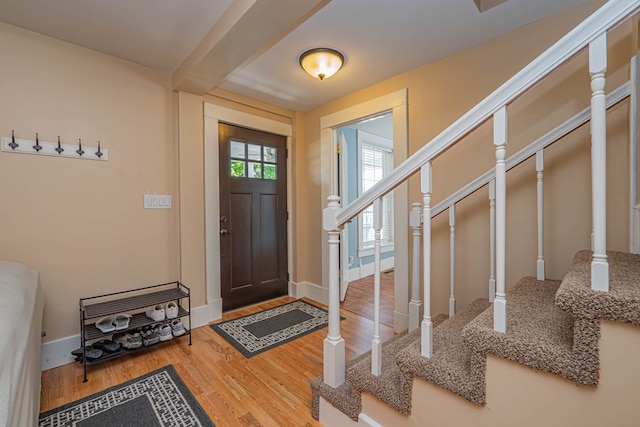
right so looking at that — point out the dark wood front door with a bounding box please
[218,123,288,311]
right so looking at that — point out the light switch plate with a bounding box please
[144,194,172,209]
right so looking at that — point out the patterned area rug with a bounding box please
[210,300,332,358]
[39,365,214,427]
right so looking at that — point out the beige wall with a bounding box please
[299,0,633,316]
[0,23,179,342]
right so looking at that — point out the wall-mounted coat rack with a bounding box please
[1,131,108,161]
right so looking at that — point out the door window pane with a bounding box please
[264,147,277,163]
[230,141,245,159]
[248,162,262,178]
[248,144,262,161]
[264,164,277,180]
[230,160,246,177]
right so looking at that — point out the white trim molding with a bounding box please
[203,103,293,322]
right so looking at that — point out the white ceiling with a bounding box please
[0,0,592,112]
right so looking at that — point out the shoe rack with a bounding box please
[79,281,191,382]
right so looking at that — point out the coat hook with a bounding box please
[55,136,64,154]
[76,138,84,156]
[95,140,103,158]
[33,132,42,152]
[8,130,18,149]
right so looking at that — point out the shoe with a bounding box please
[170,319,186,337]
[165,301,179,319]
[113,314,132,331]
[145,304,165,321]
[158,323,173,342]
[113,331,143,350]
[93,339,122,354]
[142,326,160,347]
[95,316,116,333]
[84,346,104,361]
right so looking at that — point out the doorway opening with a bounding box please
[337,113,395,327]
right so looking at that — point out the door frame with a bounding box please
[320,89,409,332]
[204,103,293,321]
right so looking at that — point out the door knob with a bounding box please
[220,229,230,236]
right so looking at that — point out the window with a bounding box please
[230,140,277,180]
[357,131,393,251]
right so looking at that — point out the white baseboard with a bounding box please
[207,298,223,322]
[358,413,384,427]
[41,303,211,372]
[290,281,328,305]
[41,334,80,371]
[393,310,409,333]
[348,257,395,282]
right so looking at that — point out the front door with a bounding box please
[218,123,288,311]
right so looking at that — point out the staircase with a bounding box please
[313,0,640,425]
[313,250,640,425]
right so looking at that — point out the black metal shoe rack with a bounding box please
[79,281,191,382]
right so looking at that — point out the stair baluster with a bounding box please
[493,106,508,333]
[371,198,383,375]
[449,204,456,316]
[409,202,423,332]
[589,32,610,292]
[421,162,434,357]
[489,179,496,302]
[536,150,545,280]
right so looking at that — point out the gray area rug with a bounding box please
[210,299,333,358]
[39,365,214,427]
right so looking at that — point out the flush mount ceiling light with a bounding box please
[299,48,344,80]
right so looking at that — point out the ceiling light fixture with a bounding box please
[299,48,344,80]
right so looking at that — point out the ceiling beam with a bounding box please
[173,0,330,95]
[473,0,510,13]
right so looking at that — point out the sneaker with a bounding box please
[142,326,160,347]
[113,331,143,350]
[170,319,186,337]
[165,301,179,319]
[145,304,165,321]
[158,323,173,342]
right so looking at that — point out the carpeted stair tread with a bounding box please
[312,313,449,419]
[462,277,585,384]
[344,312,449,415]
[396,298,491,405]
[556,250,640,325]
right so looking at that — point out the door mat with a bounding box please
[39,365,214,427]
[210,299,339,358]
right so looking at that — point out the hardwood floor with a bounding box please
[341,271,395,327]
[40,297,395,426]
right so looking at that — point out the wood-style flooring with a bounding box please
[341,271,395,327]
[40,297,395,426]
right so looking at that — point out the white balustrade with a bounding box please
[489,179,496,302]
[421,162,433,357]
[589,32,610,292]
[322,195,345,387]
[371,198,383,376]
[449,204,456,316]
[493,106,507,334]
[536,151,545,280]
[409,202,423,332]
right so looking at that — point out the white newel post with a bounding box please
[421,162,433,357]
[493,106,507,333]
[489,179,496,302]
[536,151,546,280]
[323,195,345,387]
[449,204,456,317]
[589,32,609,292]
[371,198,382,376]
[409,202,423,333]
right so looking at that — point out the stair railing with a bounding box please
[322,0,640,388]
[408,81,632,330]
